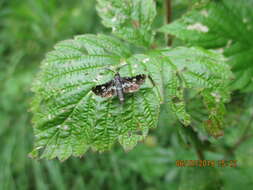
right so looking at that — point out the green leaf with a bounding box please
[31,34,161,160]
[31,34,231,160]
[155,47,232,135]
[96,0,156,47]
[159,0,253,91]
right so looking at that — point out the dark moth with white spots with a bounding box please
[92,73,146,104]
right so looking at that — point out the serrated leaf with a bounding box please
[31,34,232,160]
[159,0,253,91]
[118,133,143,152]
[31,34,161,160]
[96,0,156,47]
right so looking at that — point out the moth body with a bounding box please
[92,72,146,104]
[114,73,125,103]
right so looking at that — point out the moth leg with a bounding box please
[147,75,164,103]
[148,75,156,87]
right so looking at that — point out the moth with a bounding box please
[92,72,146,104]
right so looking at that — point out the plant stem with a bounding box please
[165,0,172,46]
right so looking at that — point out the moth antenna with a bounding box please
[116,63,128,72]
[104,67,116,74]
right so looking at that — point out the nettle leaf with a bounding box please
[96,0,156,47]
[159,0,253,91]
[30,34,161,161]
[30,34,231,160]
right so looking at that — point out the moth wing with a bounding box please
[92,80,116,98]
[122,74,146,93]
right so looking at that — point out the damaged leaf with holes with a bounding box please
[155,47,232,135]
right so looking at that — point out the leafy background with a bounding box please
[1,0,253,189]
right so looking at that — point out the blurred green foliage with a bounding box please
[160,0,253,92]
[1,0,253,189]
